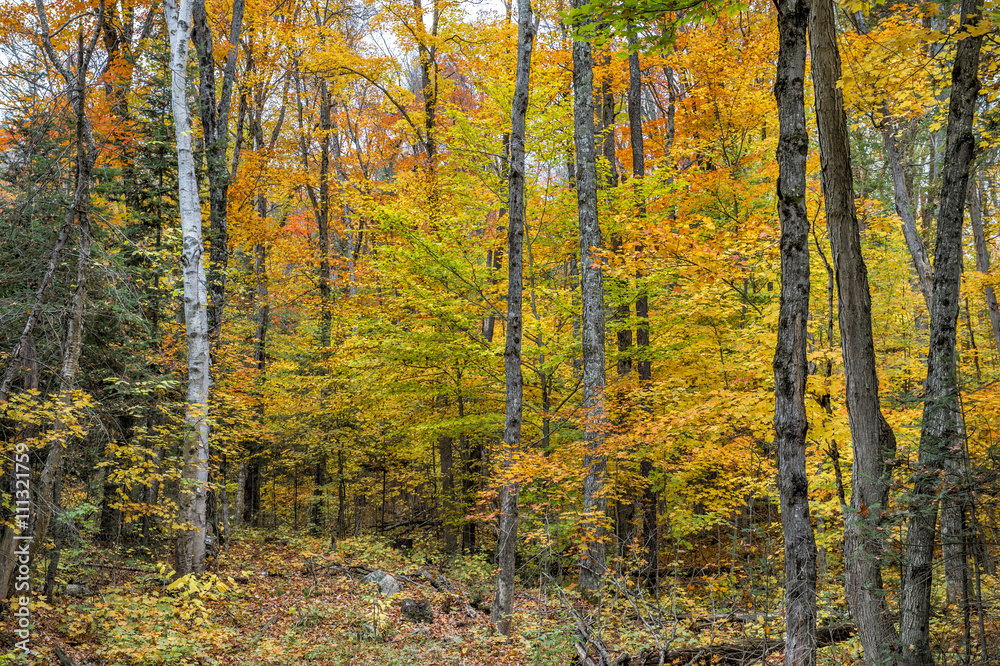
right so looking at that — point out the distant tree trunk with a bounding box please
[899,0,983,661]
[850,12,932,312]
[491,0,532,636]
[318,82,333,349]
[809,0,899,660]
[573,0,607,595]
[628,37,657,590]
[970,181,1000,357]
[165,0,211,576]
[773,0,817,662]
[439,393,458,553]
[310,455,326,534]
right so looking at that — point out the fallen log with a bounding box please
[622,622,856,665]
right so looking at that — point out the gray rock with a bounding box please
[65,584,95,597]
[379,574,402,596]
[362,570,387,584]
[401,598,434,623]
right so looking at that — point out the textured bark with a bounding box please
[165,0,211,576]
[773,0,817,662]
[899,0,983,661]
[492,0,532,636]
[573,0,608,595]
[970,182,1000,357]
[318,82,333,350]
[808,0,899,660]
[192,0,243,340]
[628,39,657,589]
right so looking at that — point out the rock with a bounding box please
[363,570,386,583]
[65,584,95,597]
[379,574,402,596]
[401,598,433,623]
[433,574,453,592]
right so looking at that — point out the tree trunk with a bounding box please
[439,425,457,553]
[970,181,1000,357]
[573,0,608,595]
[809,0,899,660]
[899,0,983,661]
[850,12,933,312]
[491,0,532,636]
[773,0,817,662]
[192,0,243,340]
[165,0,211,576]
[628,38,657,590]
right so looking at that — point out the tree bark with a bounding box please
[970,181,1000,357]
[628,38,657,590]
[192,0,244,340]
[809,0,899,660]
[491,0,532,636]
[899,0,983,661]
[165,0,211,576]
[573,0,608,595]
[773,0,817,662]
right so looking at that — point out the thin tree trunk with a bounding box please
[573,0,607,595]
[899,0,983,660]
[850,13,933,311]
[628,37,657,590]
[491,0,532,636]
[165,0,211,576]
[774,0,817,661]
[970,180,1000,357]
[809,0,899,660]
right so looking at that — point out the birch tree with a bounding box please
[164,0,211,576]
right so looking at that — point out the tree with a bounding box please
[810,0,900,659]
[572,0,608,595]
[164,0,211,576]
[773,0,817,661]
[492,0,534,636]
[899,0,984,660]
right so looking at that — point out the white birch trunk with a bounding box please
[164,0,211,576]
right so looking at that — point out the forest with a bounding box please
[1,0,1000,663]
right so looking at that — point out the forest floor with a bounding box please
[4,530,995,665]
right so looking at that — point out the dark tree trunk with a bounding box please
[439,424,457,553]
[809,0,900,660]
[573,0,608,596]
[628,38,657,589]
[899,0,983,661]
[491,0,532,636]
[192,0,244,341]
[773,0,817,662]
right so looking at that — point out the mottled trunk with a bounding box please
[192,0,243,340]
[165,0,211,576]
[774,1,817,662]
[899,0,983,661]
[491,0,532,636]
[809,0,899,660]
[573,0,607,594]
